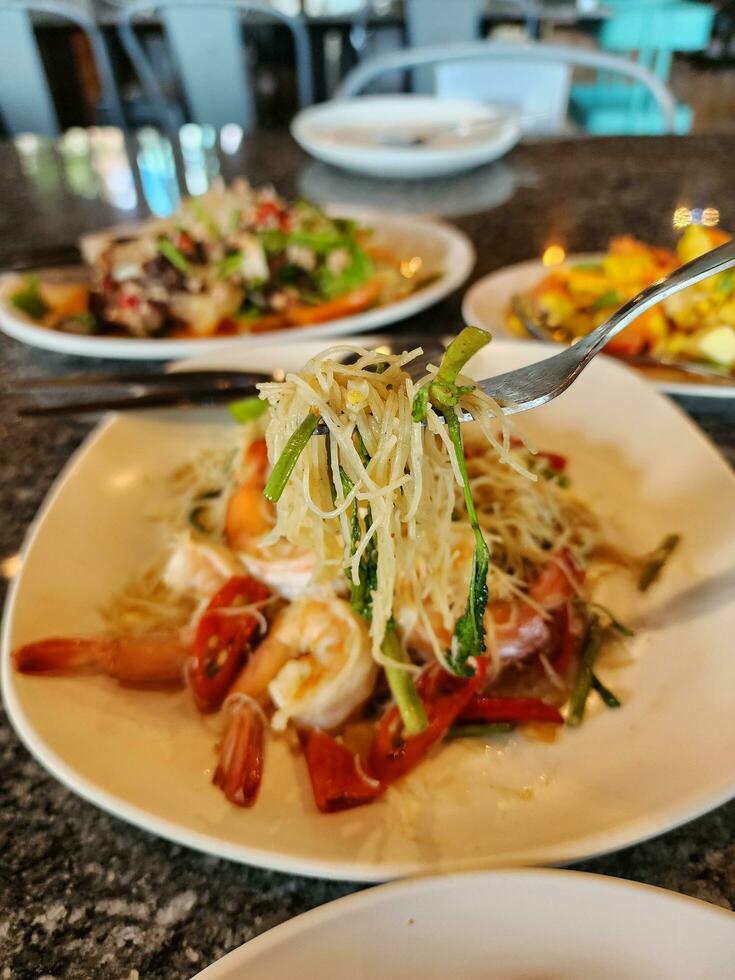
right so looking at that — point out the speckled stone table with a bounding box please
[1,131,735,979]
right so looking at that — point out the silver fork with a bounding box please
[471,238,735,418]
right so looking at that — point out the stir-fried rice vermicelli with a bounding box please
[258,342,605,674]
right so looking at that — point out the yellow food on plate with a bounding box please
[509,226,735,371]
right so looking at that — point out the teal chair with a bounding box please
[570,0,714,135]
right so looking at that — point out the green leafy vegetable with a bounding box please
[717,269,735,296]
[263,412,319,502]
[411,385,429,423]
[314,242,373,300]
[424,327,493,676]
[158,238,191,275]
[447,722,514,740]
[591,290,621,311]
[10,275,48,319]
[382,625,428,736]
[583,601,634,637]
[591,673,621,708]
[567,615,603,726]
[189,198,219,239]
[58,312,97,335]
[218,252,243,279]
[228,396,268,424]
[638,533,680,591]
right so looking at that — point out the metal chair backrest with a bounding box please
[335,40,677,135]
[116,0,314,133]
[0,0,125,136]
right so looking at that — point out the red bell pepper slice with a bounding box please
[369,658,488,785]
[190,575,270,713]
[460,695,563,726]
[301,730,384,813]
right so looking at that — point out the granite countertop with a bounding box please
[1,131,734,978]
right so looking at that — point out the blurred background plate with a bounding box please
[291,96,522,179]
[195,870,735,979]
[462,256,735,399]
[0,208,474,360]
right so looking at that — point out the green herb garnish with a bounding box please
[158,237,190,274]
[263,412,319,503]
[591,672,621,708]
[591,290,621,311]
[228,396,268,424]
[218,252,243,279]
[414,327,493,676]
[447,721,514,740]
[10,275,48,319]
[638,533,680,591]
[568,615,603,726]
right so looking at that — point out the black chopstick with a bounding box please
[18,383,262,417]
[15,369,271,390]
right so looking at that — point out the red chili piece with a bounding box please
[190,576,270,713]
[460,695,563,726]
[301,730,384,813]
[369,658,488,785]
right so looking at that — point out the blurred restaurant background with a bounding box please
[1,0,732,141]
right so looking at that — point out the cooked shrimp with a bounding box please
[234,596,376,731]
[225,437,314,599]
[13,631,189,686]
[163,531,244,600]
[402,548,581,663]
[212,596,376,807]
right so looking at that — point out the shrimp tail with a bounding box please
[13,636,114,675]
[13,632,189,686]
[213,699,264,807]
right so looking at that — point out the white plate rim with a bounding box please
[4,339,735,881]
[193,868,735,977]
[462,254,735,400]
[0,208,474,360]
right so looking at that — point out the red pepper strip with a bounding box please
[550,602,585,674]
[213,699,264,807]
[191,575,270,713]
[301,730,384,813]
[460,695,563,726]
[369,658,488,785]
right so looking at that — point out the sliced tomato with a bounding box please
[301,729,384,813]
[191,575,270,712]
[369,658,487,785]
[460,695,563,726]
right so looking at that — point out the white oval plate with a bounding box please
[195,870,735,979]
[0,208,473,360]
[291,96,521,179]
[462,255,735,399]
[4,339,735,880]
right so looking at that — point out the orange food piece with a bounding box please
[285,280,381,326]
[41,282,89,318]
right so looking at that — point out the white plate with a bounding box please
[462,255,735,399]
[0,208,473,360]
[291,96,521,179]
[4,339,735,881]
[195,870,735,979]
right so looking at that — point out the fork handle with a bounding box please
[576,239,735,365]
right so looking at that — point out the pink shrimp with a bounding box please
[13,631,190,687]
